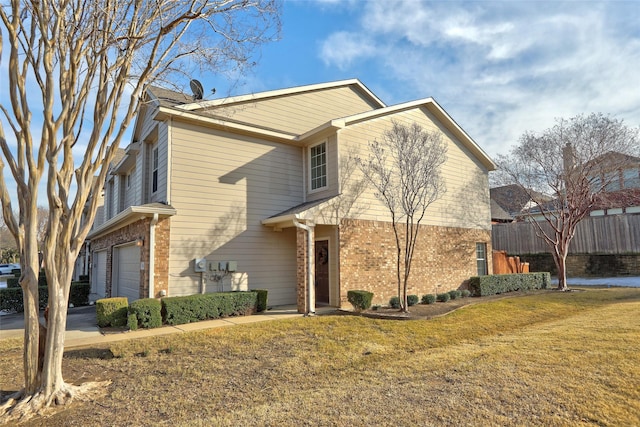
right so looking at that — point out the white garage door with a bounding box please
[114,244,141,302]
[93,250,107,298]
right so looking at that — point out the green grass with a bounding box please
[1,288,639,426]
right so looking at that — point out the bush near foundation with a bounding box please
[436,293,450,302]
[448,290,462,300]
[96,297,129,327]
[421,294,436,304]
[347,290,374,312]
[161,291,257,326]
[253,289,268,313]
[467,272,551,297]
[407,295,419,306]
[128,298,162,330]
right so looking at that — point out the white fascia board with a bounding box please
[175,79,386,111]
[87,205,177,240]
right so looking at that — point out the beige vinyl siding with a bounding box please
[338,107,491,230]
[196,86,378,136]
[167,121,304,305]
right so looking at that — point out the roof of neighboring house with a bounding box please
[490,184,551,216]
[148,85,194,107]
[586,151,640,170]
[490,199,513,222]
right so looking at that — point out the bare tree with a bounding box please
[0,0,279,420]
[360,121,447,312]
[496,113,639,290]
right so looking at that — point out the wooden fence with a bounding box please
[492,214,640,254]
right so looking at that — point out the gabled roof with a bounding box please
[490,184,551,216]
[175,79,386,111]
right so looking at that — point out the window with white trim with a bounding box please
[151,146,158,193]
[310,142,327,190]
[476,243,488,276]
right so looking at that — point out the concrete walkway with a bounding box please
[0,305,335,349]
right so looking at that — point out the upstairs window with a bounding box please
[310,142,327,191]
[623,168,640,189]
[152,147,158,193]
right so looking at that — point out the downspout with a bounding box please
[293,218,315,316]
[148,213,159,298]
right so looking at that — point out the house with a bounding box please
[587,151,640,216]
[85,79,496,312]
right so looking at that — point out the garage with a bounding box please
[93,250,107,298]
[113,244,141,302]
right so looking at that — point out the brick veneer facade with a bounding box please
[296,226,315,313]
[90,216,171,299]
[338,219,492,306]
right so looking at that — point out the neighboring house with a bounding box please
[490,184,551,219]
[84,79,496,312]
[588,151,640,216]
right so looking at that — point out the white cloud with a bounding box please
[316,0,640,158]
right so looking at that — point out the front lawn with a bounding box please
[1,287,639,426]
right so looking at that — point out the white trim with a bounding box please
[166,118,173,204]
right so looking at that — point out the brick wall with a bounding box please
[90,217,171,299]
[339,219,492,306]
[296,227,314,313]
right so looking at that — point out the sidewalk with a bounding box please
[0,305,335,349]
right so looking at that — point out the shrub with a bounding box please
[467,272,551,297]
[421,294,436,304]
[461,289,471,298]
[389,296,400,309]
[7,277,20,288]
[437,293,450,302]
[448,290,462,300]
[161,292,257,326]
[127,313,138,331]
[254,289,268,313]
[0,282,91,312]
[347,290,374,312]
[96,297,129,327]
[407,294,419,306]
[79,274,89,282]
[128,298,162,330]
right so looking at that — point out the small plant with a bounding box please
[347,290,374,312]
[421,294,436,304]
[461,289,471,298]
[389,296,400,309]
[448,290,462,300]
[407,295,419,306]
[372,305,380,311]
[436,293,450,302]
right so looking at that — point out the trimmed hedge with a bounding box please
[128,298,162,330]
[436,292,451,302]
[448,290,462,300]
[161,292,257,326]
[467,272,551,297]
[421,294,436,304]
[254,289,268,313]
[96,297,129,327]
[389,296,400,309]
[407,294,419,306]
[0,282,90,312]
[347,290,374,312]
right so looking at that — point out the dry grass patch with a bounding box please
[1,288,639,426]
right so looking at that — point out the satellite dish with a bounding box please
[190,79,204,101]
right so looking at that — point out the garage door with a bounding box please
[114,244,141,302]
[93,250,107,298]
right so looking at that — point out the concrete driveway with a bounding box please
[0,305,101,342]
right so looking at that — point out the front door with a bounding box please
[315,240,330,304]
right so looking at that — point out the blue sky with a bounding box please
[202,0,640,158]
[1,0,639,208]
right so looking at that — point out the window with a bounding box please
[623,168,640,189]
[604,171,620,192]
[476,243,488,276]
[310,142,327,190]
[152,147,158,193]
